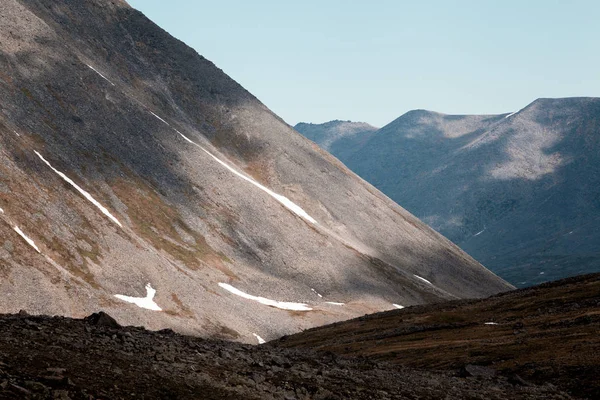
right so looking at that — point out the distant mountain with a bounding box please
[294,120,378,161]
[0,0,511,343]
[298,98,600,286]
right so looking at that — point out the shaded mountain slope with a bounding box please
[0,0,511,343]
[297,98,600,286]
[277,273,600,399]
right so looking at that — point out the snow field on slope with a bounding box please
[13,225,40,253]
[159,115,317,224]
[87,64,115,86]
[34,151,122,227]
[253,333,266,344]
[218,283,312,311]
[114,283,162,311]
[414,274,433,285]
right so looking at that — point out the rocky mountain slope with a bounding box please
[0,274,596,399]
[296,98,600,286]
[0,0,511,343]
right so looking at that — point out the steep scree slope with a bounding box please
[0,0,511,342]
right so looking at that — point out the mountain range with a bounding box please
[0,0,512,344]
[295,97,600,286]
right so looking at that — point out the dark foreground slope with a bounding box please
[277,273,600,399]
[297,99,600,286]
[1,276,596,399]
[0,0,511,342]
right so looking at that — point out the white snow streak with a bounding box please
[0,207,3,213]
[474,229,485,237]
[34,151,122,227]
[13,130,20,137]
[484,322,498,325]
[218,282,312,311]
[174,129,317,224]
[13,226,40,253]
[253,333,266,344]
[505,111,518,119]
[393,304,405,309]
[114,283,162,311]
[86,64,115,86]
[414,274,433,285]
[150,111,170,126]
[311,288,323,298]
[325,302,344,306]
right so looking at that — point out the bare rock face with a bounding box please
[298,99,600,287]
[84,311,121,328]
[0,0,511,342]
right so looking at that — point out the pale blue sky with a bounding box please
[128,0,599,127]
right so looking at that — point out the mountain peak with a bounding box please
[0,0,511,343]
[294,120,378,150]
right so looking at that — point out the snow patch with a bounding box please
[504,111,518,119]
[86,64,115,86]
[311,288,323,298]
[539,272,545,275]
[13,130,20,137]
[253,333,266,344]
[150,111,170,126]
[0,207,3,213]
[114,283,162,311]
[393,304,405,309]
[13,226,40,253]
[474,229,485,237]
[484,322,498,325]
[34,151,122,227]
[325,302,344,306]
[414,274,433,285]
[175,129,317,224]
[218,282,312,311]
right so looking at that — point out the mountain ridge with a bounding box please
[295,96,600,286]
[0,0,511,343]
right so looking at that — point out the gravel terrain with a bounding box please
[0,303,579,399]
[277,273,600,399]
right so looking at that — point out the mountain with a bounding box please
[0,274,596,399]
[293,120,378,161]
[0,0,511,343]
[296,98,600,287]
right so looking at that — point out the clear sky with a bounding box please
[127,0,599,127]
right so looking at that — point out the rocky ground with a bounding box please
[0,309,577,399]
[277,273,600,399]
[3,276,600,399]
